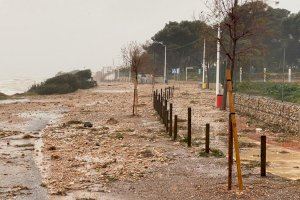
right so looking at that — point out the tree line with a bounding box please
[135,1,299,76]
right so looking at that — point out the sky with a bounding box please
[0,0,299,80]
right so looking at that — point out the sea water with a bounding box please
[0,76,47,95]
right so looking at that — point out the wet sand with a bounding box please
[0,82,299,199]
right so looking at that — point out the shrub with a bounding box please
[28,69,97,95]
[0,92,8,100]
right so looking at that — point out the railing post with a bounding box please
[205,123,210,153]
[187,107,192,147]
[261,135,267,177]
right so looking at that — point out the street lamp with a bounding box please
[153,41,167,84]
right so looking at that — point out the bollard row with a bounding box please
[154,89,268,183]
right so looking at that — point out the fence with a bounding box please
[152,86,270,191]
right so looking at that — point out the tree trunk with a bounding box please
[222,0,238,110]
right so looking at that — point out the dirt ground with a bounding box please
[0,82,299,200]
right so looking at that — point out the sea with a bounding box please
[0,76,48,95]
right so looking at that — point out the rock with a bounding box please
[22,134,35,139]
[51,154,60,160]
[106,118,118,125]
[84,122,93,128]
[139,149,154,158]
[48,146,56,151]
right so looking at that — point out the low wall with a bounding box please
[235,93,300,133]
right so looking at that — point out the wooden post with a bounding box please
[162,98,166,124]
[228,114,233,190]
[166,87,168,99]
[165,88,167,99]
[205,123,210,153]
[165,110,169,132]
[187,107,192,147]
[156,92,159,112]
[261,135,267,177]
[164,99,168,125]
[158,94,161,116]
[226,69,243,191]
[153,91,156,109]
[169,103,173,137]
[160,95,164,119]
[174,115,178,141]
[172,86,175,97]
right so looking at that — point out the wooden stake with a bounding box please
[174,115,178,141]
[187,107,192,147]
[169,103,173,137]
[226,69,243,192]
[205,123,210,153]
[228,113,233,190]
[261,135,267,177]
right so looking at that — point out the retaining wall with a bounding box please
[235,93,300,133]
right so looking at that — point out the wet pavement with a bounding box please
[0,109,64,199]
[240,136,300,180]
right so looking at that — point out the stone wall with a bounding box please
[235,93,300,133]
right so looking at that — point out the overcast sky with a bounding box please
[0,0,299,80]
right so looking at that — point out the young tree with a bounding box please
[204,0,269,109]
[203,0,270,191]
[122,42,148,115]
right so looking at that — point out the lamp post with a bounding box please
[202,39,206,89]
[216,25,221,96]
[153,41,167,84]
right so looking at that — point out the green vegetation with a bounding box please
[115,132,124,140]
[180,136,189,143]
[198,148,225,158]
[28,69,96,95]
[236,82,300,104]
[0,92,8,100]
[144,4,300,76]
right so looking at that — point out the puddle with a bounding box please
[0,98,30,104]
[240,137,300,180]
[0,110,65,133]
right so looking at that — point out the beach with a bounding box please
[0,82,299,199]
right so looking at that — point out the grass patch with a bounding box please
[198,148,225,158]
[180,136,189,143]
[239,141,259,148]
[115,132,124,140]
[236,82,300,104]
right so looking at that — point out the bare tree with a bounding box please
[122,42,148,115]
